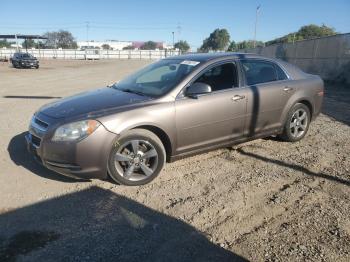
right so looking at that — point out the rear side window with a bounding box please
[275,64,288,80]
[241,60,287,85]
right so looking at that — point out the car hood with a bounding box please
[39,87,152,119]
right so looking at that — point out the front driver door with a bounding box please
[175,61,247,155]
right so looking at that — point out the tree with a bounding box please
[265,24,337,46]
[174,40,190,52]
[298,24,336,39]
[0,39,13,48]
[43,30,78,49]
[123,45,135,50]
[236,40,264,50]
[141,41,157,50]
[22,39,36,49]
[199,28,230,52]
[36,41,46,49]
[227,41,237,52]
[101,44,111,50]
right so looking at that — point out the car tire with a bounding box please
[108,129,166,186]
[35,65,39,69]
[279,103,311,142]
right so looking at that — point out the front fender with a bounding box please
[97,102,176,150]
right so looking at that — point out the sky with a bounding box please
[2,0,350,49]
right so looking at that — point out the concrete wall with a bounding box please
[241,33,350,83]
[0,48,181,60]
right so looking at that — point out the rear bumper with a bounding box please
[25,124,116,180]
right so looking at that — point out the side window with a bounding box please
[275,64,288,80]
[194,63,238,92]
[241,60,280,85]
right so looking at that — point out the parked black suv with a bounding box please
[11,52,39,69]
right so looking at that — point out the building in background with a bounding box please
[77,40,133,50]
[77,40,173,50]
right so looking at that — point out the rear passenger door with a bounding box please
[240,59,293,136]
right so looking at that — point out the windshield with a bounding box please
[21,53,34,59]
[113,59,200,97]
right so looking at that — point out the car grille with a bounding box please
[31,116,49,132]
[34,117,49,129]
[29,116,49,148]
[31,134,41,147]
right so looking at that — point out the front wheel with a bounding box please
[279,103,310,142]
[108,129,166,186]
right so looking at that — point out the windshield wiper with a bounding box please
[117,88,146,97]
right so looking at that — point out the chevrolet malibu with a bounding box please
[26,53,324,185]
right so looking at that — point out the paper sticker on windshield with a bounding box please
[180,60,200,66]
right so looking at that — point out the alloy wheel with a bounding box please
[114,139,158,182]
[289,108,308,138]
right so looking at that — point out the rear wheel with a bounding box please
[279,103,310,142]
[108,129,166,186]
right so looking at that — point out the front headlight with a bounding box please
[52,120,100,142]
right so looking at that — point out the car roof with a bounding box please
[166,52,263,62]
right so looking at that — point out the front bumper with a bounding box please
[20,61,39,68]
[25,116,116,180]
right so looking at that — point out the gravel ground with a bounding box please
[0,60,349,261]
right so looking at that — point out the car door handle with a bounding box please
[231,95,245,101]
[283,86,294,92]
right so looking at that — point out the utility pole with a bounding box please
[177,23,181,42]
[172,32,175,49]
[86,21,90,48]
[15,34,18,51]
[253,5,260,48]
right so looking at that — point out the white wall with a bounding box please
[0,48,181,60]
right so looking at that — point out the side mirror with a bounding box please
[186,82,212,98]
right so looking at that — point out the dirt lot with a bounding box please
[0,59,349,262]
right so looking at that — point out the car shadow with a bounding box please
[237,148,350,186]
[0,186,248,262]
[7,132,88,183]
